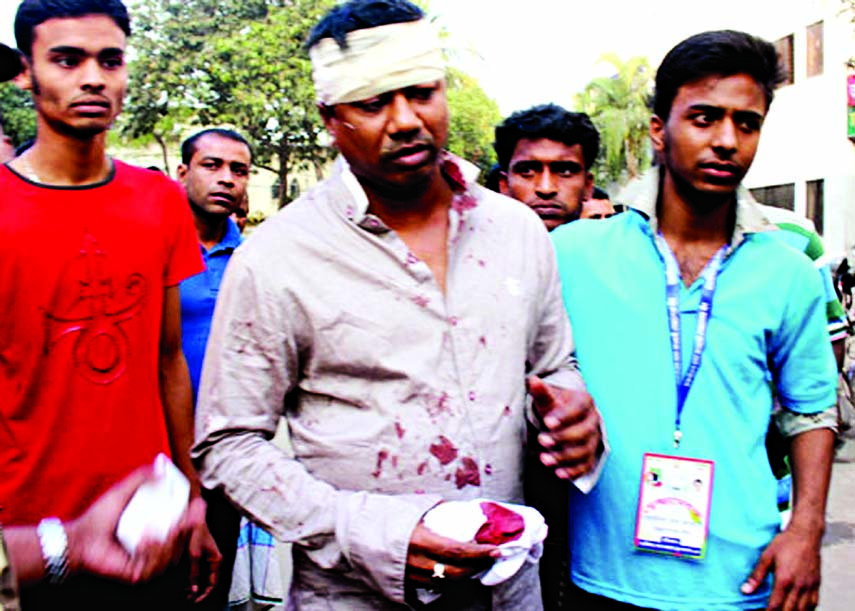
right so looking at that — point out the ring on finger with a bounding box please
[432,562,446,580]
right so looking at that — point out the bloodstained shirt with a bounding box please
[193,154,591,610]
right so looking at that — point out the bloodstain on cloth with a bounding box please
[372,450,389,478]
[429,436,458,465]
[474,502,525,545]
[455,457,481,489]
[428,392,452,418]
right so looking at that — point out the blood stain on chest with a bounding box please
[427,392,452,418]
[455,457,481,489]
[429,435,458,465]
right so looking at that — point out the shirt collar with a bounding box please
[619,166,777,244]
[335,152,481,232]
[206,217,242,255]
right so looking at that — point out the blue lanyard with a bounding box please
[656,235,728,449]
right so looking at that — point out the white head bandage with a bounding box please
[310,19,445,106]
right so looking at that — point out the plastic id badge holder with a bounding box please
[634,453,714,560]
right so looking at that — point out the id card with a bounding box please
[634,453,714,560]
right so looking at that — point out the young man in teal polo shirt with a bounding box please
[552,30,837,611]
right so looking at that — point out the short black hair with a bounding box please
[15,0,131,58]
[493,104,600,172]
[652,30,783,121]
[592,186,610,200]
[306,0,423,50]
[0,44,24,81]
[181,128,252,165]
[484,163,502,193]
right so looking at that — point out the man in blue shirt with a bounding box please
[177,128,252,610]
[178,128,251,399]
[552,30,837,611]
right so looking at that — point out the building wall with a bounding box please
[743,0,855,256]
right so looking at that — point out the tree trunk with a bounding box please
[154,132,171,176]
[277,147,290,209]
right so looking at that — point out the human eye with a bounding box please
[512,162,538,177]
[101,55,124,69]
[54,55,80,68]
[690,112,713,127]
[352,94,389,114]
[553,162,581,177]
[736,114,763,133]
[409,85,436,102]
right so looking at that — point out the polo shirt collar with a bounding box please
[621,166,777,245]
[206,217,242,256]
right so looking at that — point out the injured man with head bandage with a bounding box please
[192,1,607,610]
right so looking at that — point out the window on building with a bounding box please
[750,183,795,210]
[806,179,824,235]
[806,21,823,78]
[774,34,795,87]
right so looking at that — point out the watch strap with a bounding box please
[37,517,69,585]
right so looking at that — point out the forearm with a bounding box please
[788,426,835,535]
[159,350,200,496]
[195,428,438,548]
[3,526,43,587]
[194,428,438,601]
[832,338,845,372]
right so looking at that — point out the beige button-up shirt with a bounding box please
[193,155,589,609]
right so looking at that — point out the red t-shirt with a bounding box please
[0,160,203,525]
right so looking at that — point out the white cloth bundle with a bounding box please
[416,499,547,603]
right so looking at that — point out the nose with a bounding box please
[217,169,236,187]
[79,58,106,91]
[388,93,421,135]
[535,170,557,199]
[712,120,738,153]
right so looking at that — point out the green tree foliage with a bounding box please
[416,0,500,173]
[575,54,653,187]
[445,67,501,172]
[0,83,36,148]
[122,0,334,206]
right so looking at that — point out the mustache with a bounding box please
[70,95,110,107]
[380,137,435,161]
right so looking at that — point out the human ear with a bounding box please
[649,115,666,154]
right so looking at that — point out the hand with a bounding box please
[405,522,499,587]
[741,523,823,610]
[527,375,602,480]
[66,465,186,583]
[182,496,222,602]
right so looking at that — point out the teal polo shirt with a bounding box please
[551,206,836,610]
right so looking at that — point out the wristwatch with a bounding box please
[37,517,69,585]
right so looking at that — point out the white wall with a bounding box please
[743,0,855,256]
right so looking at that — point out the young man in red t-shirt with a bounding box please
[0,1,220,608]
